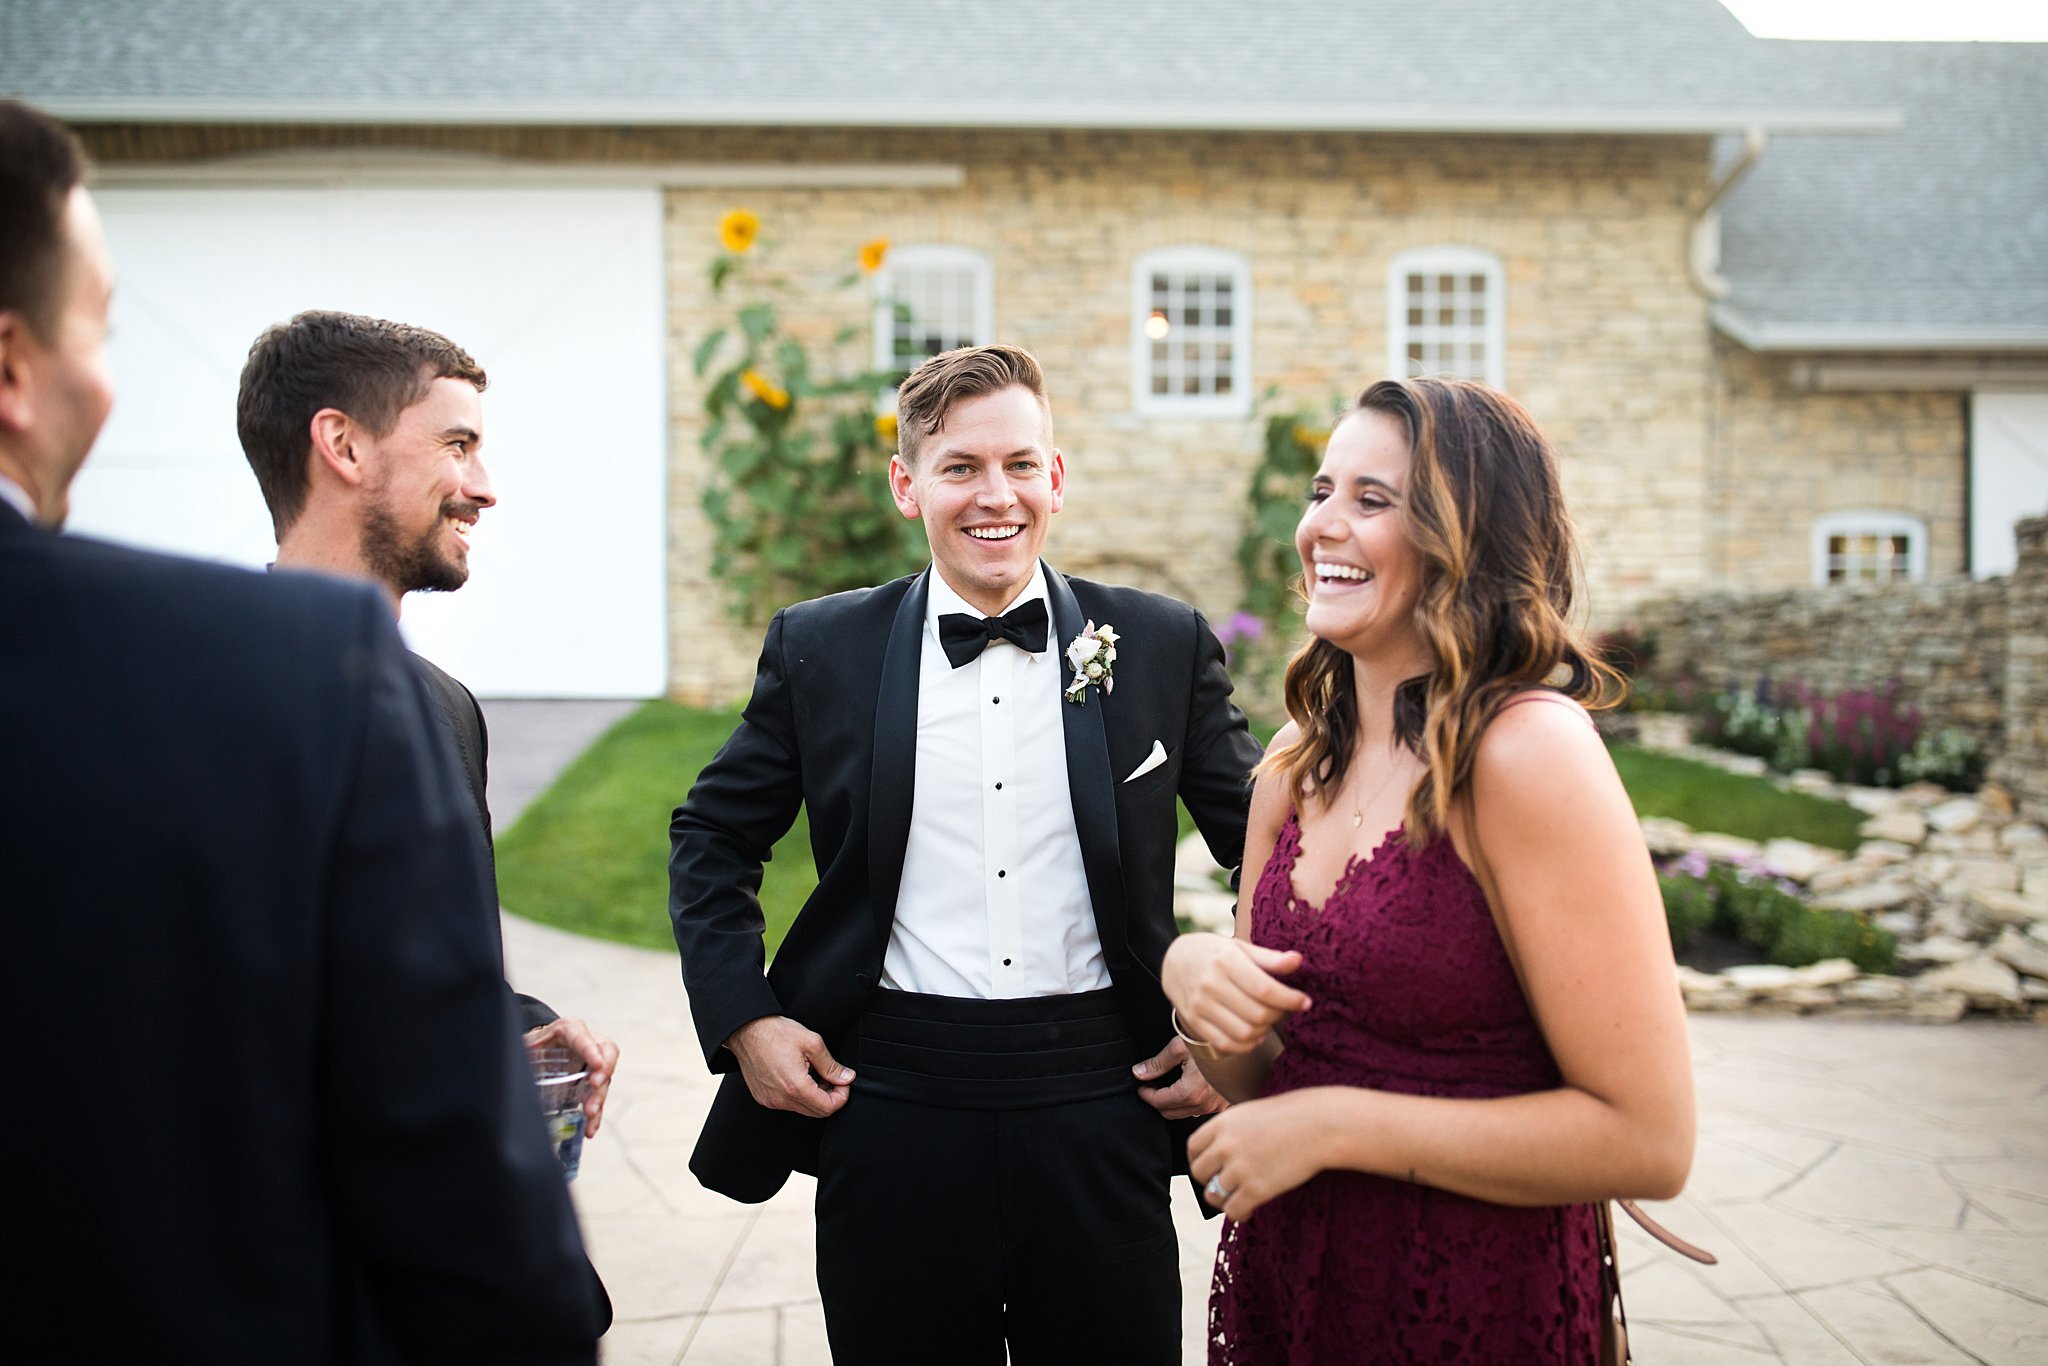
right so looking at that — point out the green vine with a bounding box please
[1234,394,1342,626]
[695,210,925,622]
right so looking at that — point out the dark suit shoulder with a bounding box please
[25,533,389,660]
[773,572,920,643]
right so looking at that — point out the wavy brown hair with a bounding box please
[1261,377,1619,844]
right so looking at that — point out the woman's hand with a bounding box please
[1162,932,1310,1056]
[1188,1087,1343,1222]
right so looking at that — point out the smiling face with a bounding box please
[1297,407,1429,663]
[357,375,492,596]
[889,383,1064,615]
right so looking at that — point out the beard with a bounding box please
[360,494,474,595]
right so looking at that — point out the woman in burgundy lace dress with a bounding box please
[1162,378,1694,1364]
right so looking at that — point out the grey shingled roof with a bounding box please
[5,1,2041,343]
[2,0,1886,131]
[1715,41,2048,343]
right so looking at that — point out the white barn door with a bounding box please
[72,184,668,698]
[1973,391,2048,580]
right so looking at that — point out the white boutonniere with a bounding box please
[1063,621,1119,705]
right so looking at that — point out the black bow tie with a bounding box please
[938,598,1050,668]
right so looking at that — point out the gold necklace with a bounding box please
[1349,746,1409,828]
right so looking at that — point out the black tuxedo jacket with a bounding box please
[0,504,607,1364]
[671,565,1263,1202]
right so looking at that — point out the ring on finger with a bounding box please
[1204,1174,1232,1202]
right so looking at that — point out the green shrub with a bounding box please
[1658,872,1717,952]
[1768,909,1897,974]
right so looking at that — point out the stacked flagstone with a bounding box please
[1642,743,2048,1022]
[1171,756,2048,1022]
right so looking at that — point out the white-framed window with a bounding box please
[872,245,994,375]
[1132,247,1252,416]
[1812,511,1928,586]
[1386,246,1506,388]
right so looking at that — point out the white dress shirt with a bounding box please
[0,471,35,523]
[881,561,1110,999]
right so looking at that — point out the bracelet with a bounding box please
[1172,1008,1221,1061]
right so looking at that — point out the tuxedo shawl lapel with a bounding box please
[866,568,930,949]
[1046,567,1129,959]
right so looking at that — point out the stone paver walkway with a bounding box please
[506,915,2048,1366]
[485,700,2048,1364]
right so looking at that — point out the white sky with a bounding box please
[1719,1,2048,41]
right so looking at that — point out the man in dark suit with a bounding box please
[0,100,607,1362]
[233,309,619,1134]
[671,344,1265,1363]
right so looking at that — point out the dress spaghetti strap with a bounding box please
[1496,690,1596,730]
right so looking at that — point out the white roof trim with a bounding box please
[94,149,965,189]
[1714,305,2048,354]
[41,96,1905,135]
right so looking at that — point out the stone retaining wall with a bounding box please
[1632,516,2048,817]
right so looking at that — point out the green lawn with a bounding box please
[496,701,813,953]
[1610,745,1865,851]
[496,704,1867,952]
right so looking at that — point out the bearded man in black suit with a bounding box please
[233,309,619,1137]
[0,99,606,1363]
[671,343,1265,1364]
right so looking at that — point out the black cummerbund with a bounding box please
[851,986,1141,1110]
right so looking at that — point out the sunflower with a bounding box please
[719,209,761,254]
[740,370,790,410]
[874,412,899,446]
[858,237,889,272]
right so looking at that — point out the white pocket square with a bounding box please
[1123,740,1169,783]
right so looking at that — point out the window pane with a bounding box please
[1438,273,1456,293]
[1468,274,1487,294]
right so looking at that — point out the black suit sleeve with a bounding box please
[321,599,606,1362]
[669,609,807,1071]
[1178,611,1266,890]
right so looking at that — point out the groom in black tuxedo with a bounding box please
[671,344,1264,1363]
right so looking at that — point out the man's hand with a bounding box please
[1161,932,1310,1055]
[1133,1035,1227,1120]
[726,1015,854,1118]
[523,1016,620,1136]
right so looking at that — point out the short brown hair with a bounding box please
[0,101,89,340]
[893,343,1051,465]
[237,311,487,535]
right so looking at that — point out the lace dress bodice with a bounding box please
[1207,810,1600,1364]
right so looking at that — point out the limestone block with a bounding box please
[1992,928,2048,982]
[1759,838,1842,883]
[1844,787,1905,815]
[1723,964,1799,993]
[1944,857,2022,896]
[2024,866,2048,901]
[1683,987,1750,1012]
[1978,784,2016,818]
[1856,841,1916,865]
[1875,910,1922,938]
[2032,920,2048,947]
[1860,810,1928,846]
[1780,987,1838,1013]
[1692,832,1763,862]
[1787,769,1837,794]
[1900,782,1953,810]
[1811,879,1919,916]
[1175,889,1237,935]
[1911,854,1957,888]
[1997,822,2047,853]
[1836,975,1909,1005]
[1912,955,2023,1010]
[1925,798,1983,835]
[1901,934,1978,965]
[1174,832,1226,892]
[1905,992,1968,1023]
[1967,887,2048,929]
[2023,978,2048,1003]
[1785,958,1859,989]
[1638,817,1694,857]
